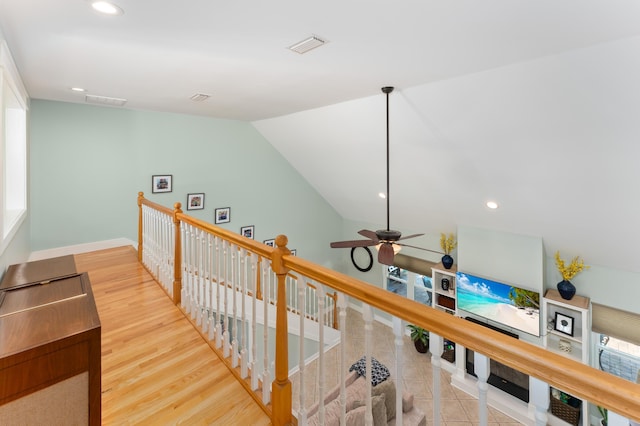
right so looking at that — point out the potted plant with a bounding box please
[554,251,589,300]
[407,324,429,353]
[440,233,457,269]
[598,406,608,426]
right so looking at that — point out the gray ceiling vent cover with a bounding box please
[288,35,328,54]
[85,94,128,107]
[190,93,211,102]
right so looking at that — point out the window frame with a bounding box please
[0,41,29,256]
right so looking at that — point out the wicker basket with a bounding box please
[550,396,581,426]
[441,349,455,363]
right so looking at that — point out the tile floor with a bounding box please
[291,308,525,425]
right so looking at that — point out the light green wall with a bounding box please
[29,100,343,267]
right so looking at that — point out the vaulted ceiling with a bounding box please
[2,1,640,272]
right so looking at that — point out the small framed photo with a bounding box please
[214,207,231,224]
[263,239,275,248]
[152,175,172,193]
[554,312,574,336]
[290,249,297,256]
[186,193,205,210]
[240,225,254,239]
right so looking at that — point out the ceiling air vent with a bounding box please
[288,35,328,54]
[85,94,127,107]
[190,93,211,102]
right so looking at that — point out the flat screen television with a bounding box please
[456,272,540,337]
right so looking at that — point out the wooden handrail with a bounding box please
[281,252,640,422]
[137,194,640,424]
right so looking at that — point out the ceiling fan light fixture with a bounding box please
[375,243,402,255]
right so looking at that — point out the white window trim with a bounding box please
[0,40,29,256]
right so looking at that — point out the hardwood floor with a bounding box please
[74,246,271,425]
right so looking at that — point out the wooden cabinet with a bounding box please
[0,256,101,425]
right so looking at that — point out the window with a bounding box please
[0,41,28,254]
[385,265,432,306]
[598,335,640,383]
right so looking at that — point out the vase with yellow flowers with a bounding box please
[554,251,589,300]
[440,233,457,269]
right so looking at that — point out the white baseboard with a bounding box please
[28,238,137,261]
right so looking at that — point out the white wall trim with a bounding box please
[28,238,136,261]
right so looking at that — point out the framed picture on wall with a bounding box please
[240,225,254,239]
[554,312,574,336]
[152,175,172,193]
[186,193,204,210]
[263,239,275,248]
[214,207,230,224]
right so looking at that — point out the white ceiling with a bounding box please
[2,1,640,273]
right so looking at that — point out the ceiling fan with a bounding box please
[330,86,441,266]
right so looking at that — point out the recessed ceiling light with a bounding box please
[71,87,86,92]
[378,192,386,199]
[91,1,124,16]
[486,201,499,209]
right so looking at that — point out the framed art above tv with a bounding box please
[456,272,540,337]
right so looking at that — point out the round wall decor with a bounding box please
[351,247,373,272]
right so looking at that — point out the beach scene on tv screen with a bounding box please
[457,272,540,336]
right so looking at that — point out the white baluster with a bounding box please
[474,351,490,426]
[240,249,248,378]
[196,230,203,327]
[364,304,373,426]
[393,316,404,426]
[215,237,222,348]
[190,226,197,320]
[250,255,259,391]
[262,259,270,401]
[297,277,307,425]
[430,333,443,426]
[262,363,271,405]
[202,233,210,335]
[223,241,230,358]
[317,283,326,426]
[338,292,348,425]
[529,377,549,426]
[232,246,239,368]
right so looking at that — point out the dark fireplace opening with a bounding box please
[465,316,530,403]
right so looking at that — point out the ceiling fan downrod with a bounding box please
[381,86,394,237]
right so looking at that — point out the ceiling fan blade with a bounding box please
[397,233,424,241]
[357,229,379,241]
[330,239,377,248]
[396,242,443,255]
[378,243,395,265]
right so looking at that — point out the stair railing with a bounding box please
[137,193,640,426]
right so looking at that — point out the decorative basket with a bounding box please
[550,396,581,426]
[441,349,455,363]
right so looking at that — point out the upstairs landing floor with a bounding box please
[74,246,271,425]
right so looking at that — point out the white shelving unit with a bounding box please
[431,263,457,315]
[543,288,591,426]
[543,289,590,363]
